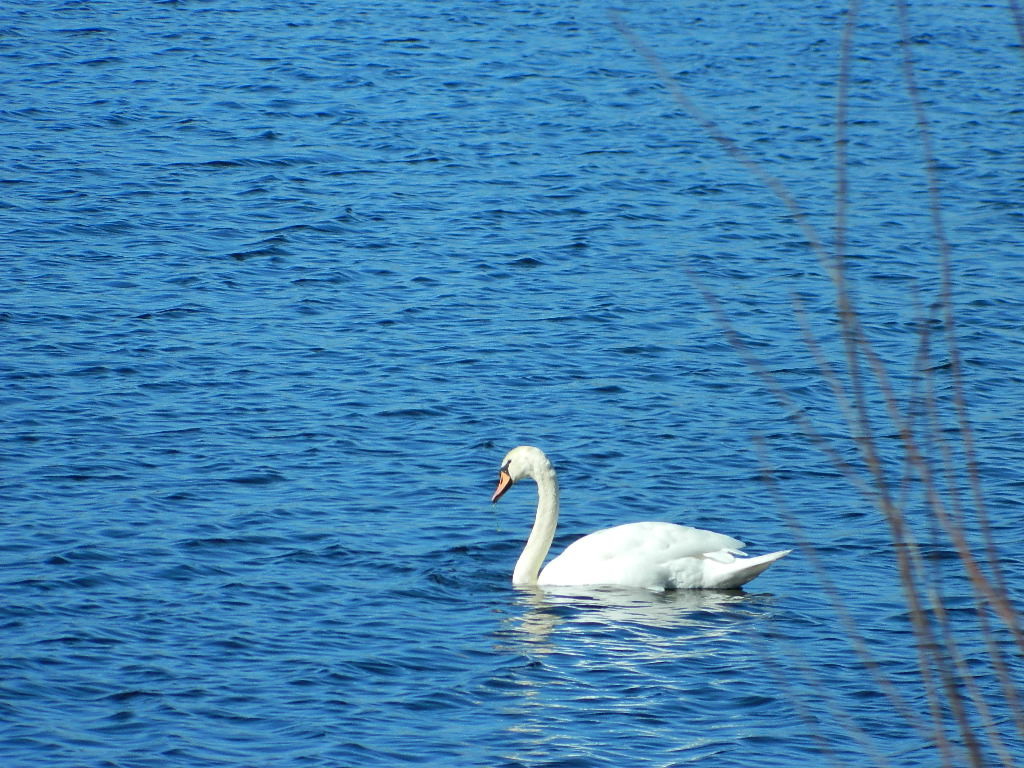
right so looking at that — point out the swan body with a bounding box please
[491,446,790,591]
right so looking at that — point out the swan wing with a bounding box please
[537,521,748,589]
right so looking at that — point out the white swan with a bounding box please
[491,446,791,590]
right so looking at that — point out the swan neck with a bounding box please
[513,463,559,585]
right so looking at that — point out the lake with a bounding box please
[2,1,1022,766]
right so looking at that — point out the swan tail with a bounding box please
[702,549,792,589]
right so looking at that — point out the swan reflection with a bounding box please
[494,583,784,765]
[508,584,775,649]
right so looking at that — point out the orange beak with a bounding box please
[491,469,513,503]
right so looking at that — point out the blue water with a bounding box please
[3,1,1023,766]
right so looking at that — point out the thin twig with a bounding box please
[1009,0,1024,53]
[753,435,923,751]
[894,0,1024,655]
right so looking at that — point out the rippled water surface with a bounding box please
[3,1,1023,766]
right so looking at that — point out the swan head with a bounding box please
[491,445,553,503]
